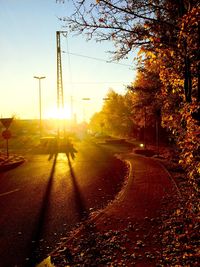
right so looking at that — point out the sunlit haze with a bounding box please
[0,0,136,122]
[44,106,71,120]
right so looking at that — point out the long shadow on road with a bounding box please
[26,149,102,267]
[26,153,57,267]
[26,152,88,267]
[67,156,88,221]
[51,157,101,266]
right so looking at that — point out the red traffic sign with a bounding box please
[2,129,12,139]
[0,118,13,129]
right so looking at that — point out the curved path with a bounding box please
[101,154,177,219]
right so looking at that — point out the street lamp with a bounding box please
[33,76,46,138]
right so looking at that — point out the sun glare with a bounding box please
[45,106,72,120]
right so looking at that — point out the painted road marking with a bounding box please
[0,189,20,197]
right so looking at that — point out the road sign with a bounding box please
[2,129,12,139]
[0,118,13,129]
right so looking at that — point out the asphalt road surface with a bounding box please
[0,139,127,267]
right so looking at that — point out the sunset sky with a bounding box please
[0,0,136,122]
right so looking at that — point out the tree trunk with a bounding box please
[178,0,192,102]
[198,23,200,102]
[184,55,192,102]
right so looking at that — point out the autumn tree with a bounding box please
[158,5,200,189]
[59,0,200,187]
[89,111,105,134]
[89,90,136,137]
[61,1,175,58]
[128,58,162,125]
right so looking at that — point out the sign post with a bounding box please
[2,130,12,157]
[0,118,13,157]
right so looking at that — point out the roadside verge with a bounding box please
[0,154,25,172]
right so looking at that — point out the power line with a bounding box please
[65,81,129,84]
[62,50,134,69]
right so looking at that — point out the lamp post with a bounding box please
[34,76,46,138]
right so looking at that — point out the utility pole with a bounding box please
[56,31,67,137]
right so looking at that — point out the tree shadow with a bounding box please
[26,153,57,267]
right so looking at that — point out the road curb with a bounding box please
[0,156,25,172]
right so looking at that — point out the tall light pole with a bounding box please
[34,76,46,138]
[56,31,67,138]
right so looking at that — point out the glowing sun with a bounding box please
[45,106,71,120]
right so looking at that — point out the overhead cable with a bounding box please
[62,50,134,69]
